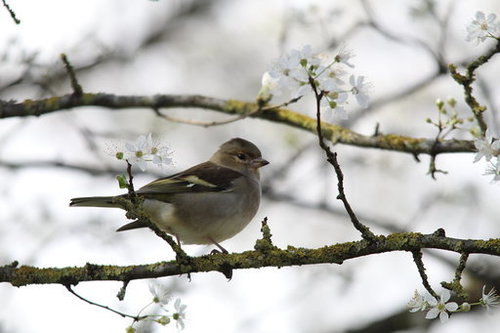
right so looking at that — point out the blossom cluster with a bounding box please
[260,45,371,120]
[126,282,187,332]
[114,133,173,171]
[466,11,500,45]
[408,286,499,323]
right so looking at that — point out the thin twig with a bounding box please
[123,161,190,264]
[454,252,469,285]
[449,39,500,134]
[117,280,130,301]
[60,53,83,96]
[65,285,147,321]
[152,107,259,127]
[310,77,377,242]
[427,154,448,179]
[412,250,437,298]
[442,252,469,300]
[151,97,300,128]
[2,0,20,24]
[125,161,137,204]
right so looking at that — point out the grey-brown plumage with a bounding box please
[70,138,269,252]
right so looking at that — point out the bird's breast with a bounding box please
[142,184,260,244]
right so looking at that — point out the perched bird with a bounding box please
[70,138,269,253]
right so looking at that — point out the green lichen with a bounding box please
[477,238,500,253]
[224,99,255,116]
[385,232,422,248]
[81,93,97,105]
[11,265,82,286]
[379,134,426,153]
[43,96,61,111]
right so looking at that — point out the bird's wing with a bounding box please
[137,161,241,199]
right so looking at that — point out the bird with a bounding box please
[70,137,269,253]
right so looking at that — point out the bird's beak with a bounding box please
[251,157,269,169]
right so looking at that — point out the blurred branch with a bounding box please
[337,0,458,130]
[0,0,216,95]
[0,160,120,176]
[360,0,446,70]
[343,308,432,333]
[2,231,500,287]
[0,93,475,156]
[60,54,83,96]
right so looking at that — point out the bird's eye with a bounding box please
[236,153,247,160]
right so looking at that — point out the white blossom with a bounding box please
[320,90,348,119]
[318,76,338,92]
[335,46,356,68]
[408,290,427,312]
[173,298,187,330]
[122,134,172,171]
[148,281,171,305]
[268,47,310,97]
[425,290,458,323]
[297,44,321,67]
[325,66,348,85]
[474,129,500,162]
[349,75,371,108]
[262,45,372,119]
[125,134,150,171]
[466,11,499,45]
[480,286,499,311]
[484,158,500,182]
[148,135,173,168]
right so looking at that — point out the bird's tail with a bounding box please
[69,196,121,208]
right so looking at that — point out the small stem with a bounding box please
[441,252,469,299]
[125,161,137,204]
[123,161,190,265]
[454,252,469,283]
[1,0,20,24]
[60,54,83,96]
[116,280,129,301]
[412,250,437,298]
[449,39,500,135]
[65,285,147,321]
[310,77,377,243]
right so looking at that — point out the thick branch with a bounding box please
[0,93,474,155]
[2,232,500,287]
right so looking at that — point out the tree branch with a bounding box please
[2,232,500,287]
[0,93,475,156]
